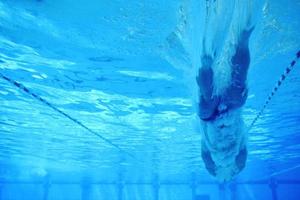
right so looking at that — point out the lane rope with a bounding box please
[248,50,300,131]
[0,72,138,160]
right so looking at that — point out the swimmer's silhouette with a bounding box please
[197,26,254,181]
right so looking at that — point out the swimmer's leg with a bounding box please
[231,27,254,87]
[197,55,214,99]
[224,27,254,108]
[196,54,219,120]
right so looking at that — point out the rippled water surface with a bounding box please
[0,0,300,194]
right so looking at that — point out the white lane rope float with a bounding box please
[0,72,138,161]
[248,50,300,131]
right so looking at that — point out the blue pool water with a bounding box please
[0,0,300,199]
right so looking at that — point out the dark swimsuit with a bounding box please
[197,28,252,122]
[198,83,248,122]
[197,41,250,121]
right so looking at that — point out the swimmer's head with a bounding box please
[202,145,247,181]
[200,109,247,181]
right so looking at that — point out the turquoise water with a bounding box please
[0,0,300,199]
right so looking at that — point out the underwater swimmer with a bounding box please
[197,27,254,181]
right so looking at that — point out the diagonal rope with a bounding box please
[0,72,138,160]
[248,50,300,132]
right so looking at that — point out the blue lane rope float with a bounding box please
[248,50,300,131]
[0,72,138,160]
